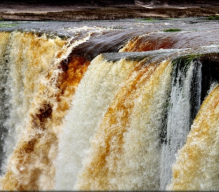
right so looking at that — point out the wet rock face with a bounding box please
[200,54,219,102]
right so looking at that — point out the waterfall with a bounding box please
[74,59,172,190]
[55,55,139,190]
[1,32,66,175]
[160,59,202,190]
[0,27,219,191]
[168,84,219,190]
[0,30,92,190]
[0,32,10,173]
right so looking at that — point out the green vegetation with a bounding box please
[172,54,202,67]
[0,23,17,28]
[172,54,202,86]
[142,17,154,21]
[137,17,156,22]
[166,18,174,20]
[137,17,182,22]
[166,18,180,20]
[163,28,182,32]
[207,15,219,20]
[110,26,125,29]
[185,54,202,63]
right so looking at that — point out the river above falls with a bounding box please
[0,18,219,50]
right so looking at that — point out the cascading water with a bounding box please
[1,19,219,191]
[168,84,219,190]
[2,32,66,175]
[73,58,172,190]
[0,32,10,173]
[160,59,202,190]
[55,55,139,190]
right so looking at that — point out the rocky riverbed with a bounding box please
[0,1,219,21]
